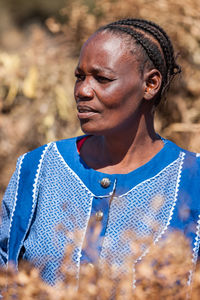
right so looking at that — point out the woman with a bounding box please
[0,18,199,287]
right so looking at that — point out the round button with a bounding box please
[88,263,94,269]
[95,210,104,221]
[100,177,111,188]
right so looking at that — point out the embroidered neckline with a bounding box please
[55,136,182,197]
[54,141,185,199]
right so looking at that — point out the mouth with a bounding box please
[77,105,99,119]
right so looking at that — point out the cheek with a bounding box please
[96,82,127,108]
[97,80,143,109]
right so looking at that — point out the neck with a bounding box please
[81,111,164,174]
[100,114,159,165]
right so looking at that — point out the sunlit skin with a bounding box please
[74,31,164,174]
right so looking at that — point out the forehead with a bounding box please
[77,31,138,72]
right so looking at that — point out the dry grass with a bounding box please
[0,231,199,299]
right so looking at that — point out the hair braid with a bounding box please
[136,19,181,73]
[109,19,175,72]
[99,18,181,105]
[105,24,166,77]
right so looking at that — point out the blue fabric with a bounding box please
[8,144,47,265]
[0,136,199,286]
[56,137,182,196]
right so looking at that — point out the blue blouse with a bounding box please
[0,136,200,286]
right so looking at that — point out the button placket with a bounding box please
[80,177,116,264]
[80,196,109,264]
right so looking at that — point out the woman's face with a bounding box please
[74,31,147,136]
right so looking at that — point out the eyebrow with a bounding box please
[75,65,115,75]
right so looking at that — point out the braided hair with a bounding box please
[98,18,181,106]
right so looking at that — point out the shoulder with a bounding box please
[168,140,200,189]
[161,138,200,182]
[177,144,200,160]
[22,135,85,160]
[176,143,200,169]
[18,135,87,172]
[55,135,87,158]
[164,138,200,162]
[164,140,200,210]
[55,135,86,148]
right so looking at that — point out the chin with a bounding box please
[81,127,103,136]
[80,121,104,136]
[80,124,119,137]
[79,119,121,137]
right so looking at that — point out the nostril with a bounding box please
[76,95,93,102]
[75,86,94,100]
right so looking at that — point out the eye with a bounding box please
[75,73,85,81]
[95,75,113,83]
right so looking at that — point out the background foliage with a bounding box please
[1,231,200,299]
[0,0,200,199]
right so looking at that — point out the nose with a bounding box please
[74,78,94,102]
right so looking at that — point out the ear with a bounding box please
[143,69,162,101]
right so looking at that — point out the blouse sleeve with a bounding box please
[0,155,24,266]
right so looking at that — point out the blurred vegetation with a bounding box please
[1,230,200,299]
[0,0,200,199]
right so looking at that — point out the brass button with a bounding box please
[88,263,94,269]
[100,177,111,188]
[95,210,104,221]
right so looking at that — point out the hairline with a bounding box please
[95,28,156,77]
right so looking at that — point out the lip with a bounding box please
[77,111,98,119]
[77,105,99,119]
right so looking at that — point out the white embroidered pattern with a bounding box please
[55,143,117,199]
[134,152,185,265]
[15,143,53,264]
[154,151,185,243]
[7,154,26,265]
[100,152,185,273]
[54,143,95,197]
[188,153,200,284]
[188,214,200,285]
[32,143,53,204]
[23,145,94,284]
